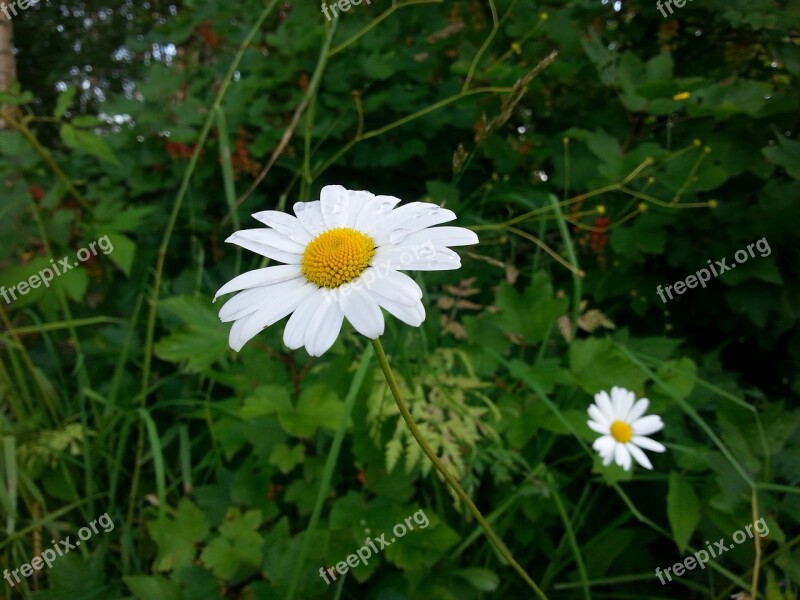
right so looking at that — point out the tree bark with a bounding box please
[0,6,19,128]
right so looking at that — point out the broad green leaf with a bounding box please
[101,231,136,276]
[146,498,210,572]
[667,472,701,552]
[269,443,305,474]
[455,568,500,592]
[278,385,344,438]
[54,87,76,119]
[123,575,182,600]
[60,123,121,166]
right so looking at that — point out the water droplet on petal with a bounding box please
[427,206,440,216]
[390,229,412,243]
[420,246,436,259]
[378,201,394,214]
[294,202,306,214]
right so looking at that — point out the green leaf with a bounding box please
[455,568,500,592]
[200,508,263,580]
[277,384,344,438]
[146,498,210,572]
[667,472,701,552]
[54,87,77,119]
[101,231,136,276]
[123,575,183,600]
[268,443,305,474]
[60,123,121,166]
[495,272,567,343]
[154,296,230,372]
[569,338,648,394]
[762,137,800,179]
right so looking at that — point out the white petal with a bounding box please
[354,195,402,231]
[587,420,608,435]
[251,210,312,244]
[614,443,632,471]
[632,436,666,453]
[339,286,385,338]
[304,293,344,356]
[632,415,664,436]
[214,265,302,300]
[229,283,316,351]
[400,226,479,248]
[293,200,326,237]
[346,190,375,227]
[592,435,615,457]
[219,278,308,322]
[626,443,654,470]
[320,185,350,229]
[612,387,635,418]
[225,230,304,264]
[358,267,422,305]
[588,404,610,427]
[602,451,614,466]
[368,202,456,242]
[373,244,461,272]
[625,398,650,423]
[370,291,426,327]
[594,390,614,422]
[283,291,326,350]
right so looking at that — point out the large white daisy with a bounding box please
[587,386,666,471]
[215,185,479,356]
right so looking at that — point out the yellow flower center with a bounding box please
[610,420,633,443]
[301,227,375,288]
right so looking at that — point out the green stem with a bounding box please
[285,345,373,600]
[370,338,547,599]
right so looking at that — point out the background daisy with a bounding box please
[587,386,666,471]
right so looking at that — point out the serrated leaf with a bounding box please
[60,123,121,166]
[101,231,136,276]
[55,87,77,119]
[146,498,210,572]
[667,472,700,552]
[123,575,182,600]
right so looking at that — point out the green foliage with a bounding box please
[2,0,799,598]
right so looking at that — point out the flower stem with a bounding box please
[369,338,547,599]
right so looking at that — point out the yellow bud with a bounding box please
[708,199,718,208]
[596,205,606,215]
[672,91,691,101]
[638,203,648,213]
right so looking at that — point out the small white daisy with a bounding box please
[215,185,478,356]
[587,386,666,471]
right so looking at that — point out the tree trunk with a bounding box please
[0,7,18,128]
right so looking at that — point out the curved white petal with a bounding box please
[587,420,608,435]
[214,264,302,301]
[346,190,375,227]
[614,443,632,471]
[370,291,426,327]
[356,267,422,306]
[592,435,616,457]
[594,390,615,422]
[612,387,635,418]
[340,286,385,338]
[368,202,456,242]
[229,283,316,351]
[602,450,614,466]
[283,291,326,350]
[632,436,666,453]
[304,293,344,356]
[251,210,312,244]
[400,226,479,249]
[354,195,402,231]
[219,278,308,322]
[320,185,350,229]
[226,230,304,264]
[373,244,461,272]
[625,398,650,423]
[626,443,654,470]
[632,415,664,436]
[588,404,610,427]
[293,201,326,237]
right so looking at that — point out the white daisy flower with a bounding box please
[215,185,479,356]
[587,386,666,471]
